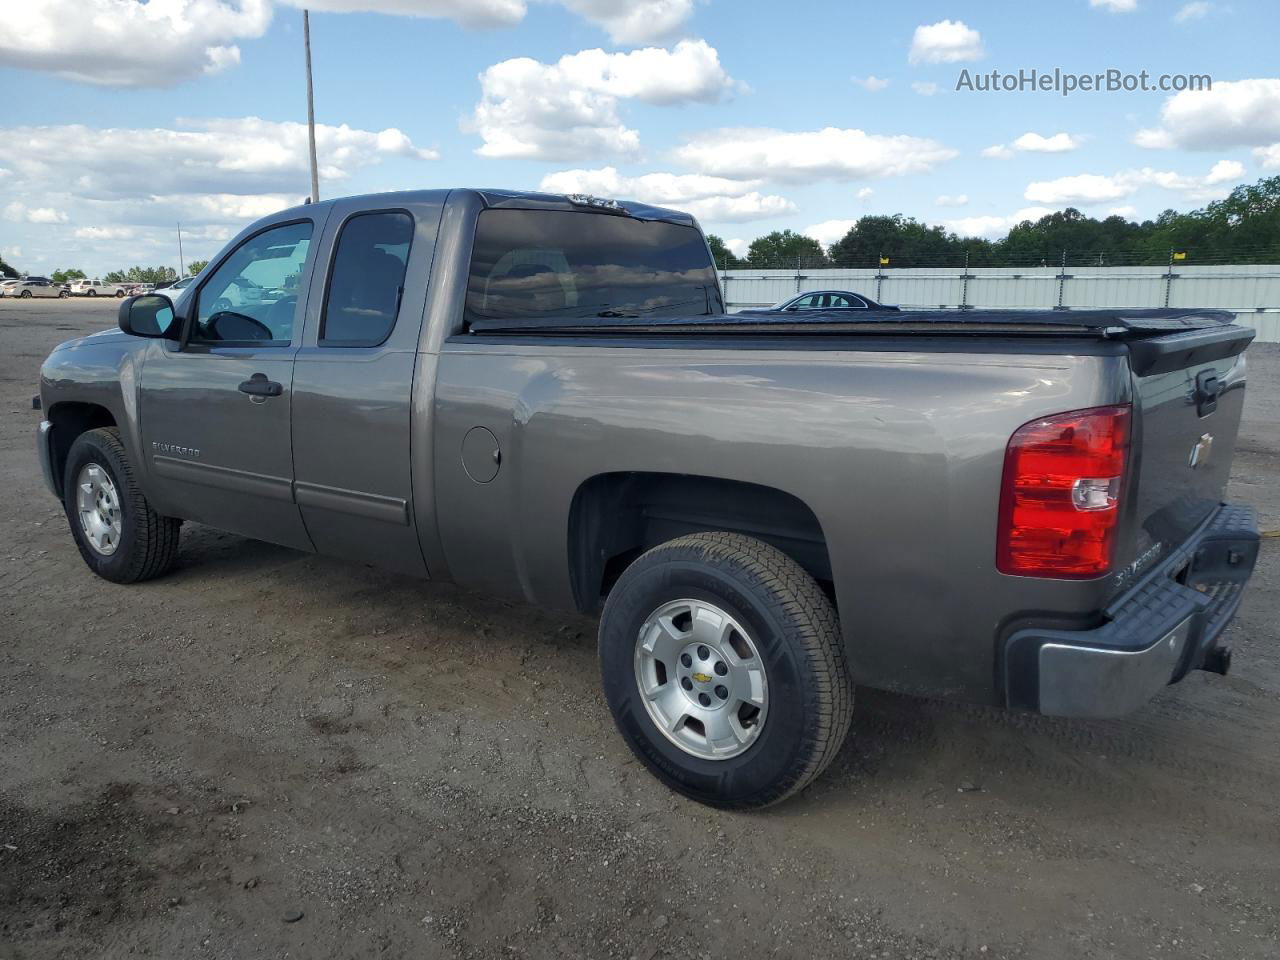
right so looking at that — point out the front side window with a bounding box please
[321,211,414,346]
[465,209,723,325]
[192,221,312,345]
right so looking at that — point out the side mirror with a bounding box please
[118,294,177,339]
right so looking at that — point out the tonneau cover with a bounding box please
[468,307,1240,337]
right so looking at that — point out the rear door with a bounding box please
[289,196,444,575]
[138,217,324,550]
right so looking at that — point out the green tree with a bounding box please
[746,229,828,268]
[51,267,87,284]
[104,265,179,284]
[704,236,741,270]
[827,214,965,267]
[186,259,209,276]
[0,258,18,279]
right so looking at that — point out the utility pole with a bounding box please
[304,10,320,204]
[177,223,185,277]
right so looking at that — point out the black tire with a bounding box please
[20,289,31,298]
[115,289,125,297]
[86,289,96,297]
[62,427,181,584]
[599,532,852,809]
[59,290,69,298]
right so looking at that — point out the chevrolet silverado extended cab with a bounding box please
[36,189,1260,808]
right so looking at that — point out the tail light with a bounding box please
[997,404,1131,578]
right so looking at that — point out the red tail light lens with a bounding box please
[997,404,1131,578]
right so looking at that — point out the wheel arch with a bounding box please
[46,401,118,496]
[567,472,833,615]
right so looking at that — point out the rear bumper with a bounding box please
[1004,503,1259,718]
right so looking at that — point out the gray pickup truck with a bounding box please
[36,189,1260,808]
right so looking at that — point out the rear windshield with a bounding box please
[465,209,722,325]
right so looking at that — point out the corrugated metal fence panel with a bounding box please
[722,265,1280,341]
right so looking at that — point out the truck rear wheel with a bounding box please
[62,428,181,583]
[599,532,852,809]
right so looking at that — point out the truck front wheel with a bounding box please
[62,428,181,583]
[599,532,852,809]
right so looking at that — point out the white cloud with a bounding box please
[279,0,526,27]
[1011,131,1081,153]
[1135,79,1280,150]
[537,166,793,222]
[1090,0,1137,11]
[803,219,858,247]
[555,0,694,44]
[1173,1,1210,21]
[944,207,1057,239]
[936,194,969,207]
[0,0,272,87]
[674,127,957,184]
[470,40,732,159]
[1024,162,1245,206]
[4,202,69,224]
[1107,206,1138,218]
[725,238,748,258]
[0,245,21,259]
[982,144,1013,158]
[0,119,433,203]
[908,20,983,64]
[856,187,874,200]
[853,75,890,91]
[73,226,137,241]
[1025,173,1142,205]
[1255,144,1280,169]
[0,117,436,257]
[911,81,940,96]
[0,1,702,88]
[1203,159,1246,184]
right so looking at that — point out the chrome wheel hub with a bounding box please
[633,599,769,760]
[76,463,122,556]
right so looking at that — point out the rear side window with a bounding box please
[321,211,414,346]
[465,209,723,325]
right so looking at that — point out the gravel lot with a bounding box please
[1,298,1277,960]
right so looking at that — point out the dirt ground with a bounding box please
[1,298,1277,960]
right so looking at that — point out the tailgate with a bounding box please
[1117,325,1254,585]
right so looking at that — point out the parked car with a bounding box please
[2,276,67,298]
[34,189,1260,809]
[156,276,196,300]
[756,289,900,312]
[123,283,156,297]
[0,278,20,296]
[68,279,127,297]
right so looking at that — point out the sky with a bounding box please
[1,0,1278,276]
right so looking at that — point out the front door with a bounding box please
[138,218,323,551]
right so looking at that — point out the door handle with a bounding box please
[238,373,283,398]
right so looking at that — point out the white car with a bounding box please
[1,276,68,298]
[68,279,127,297]
[157,276,196,300]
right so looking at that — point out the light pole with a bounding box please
[304,10,320,204]
[177,222,185,276]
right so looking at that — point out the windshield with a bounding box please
[465,209,722,325]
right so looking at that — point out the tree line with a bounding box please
[709,175,1280,270]
[39,263,209,285]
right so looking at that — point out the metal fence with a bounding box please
[720,263,1280,343]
